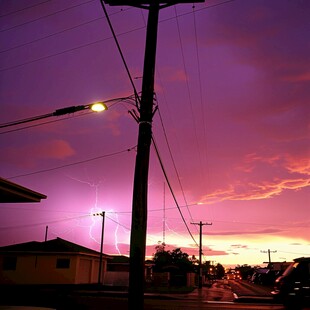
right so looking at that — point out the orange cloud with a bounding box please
[242,152,310,176]
[200,177,309,203]
[284,154,310,175]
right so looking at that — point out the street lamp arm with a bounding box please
[0,94,136,130]
[0,102,108,129]
[52,105,89,116]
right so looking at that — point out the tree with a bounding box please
[235,264,254,280]
[152,243,172,271]
[152,244,194,272]
[215,263,225,279]
[170,248,194,272]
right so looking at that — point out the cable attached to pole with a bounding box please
[99,0,141,108]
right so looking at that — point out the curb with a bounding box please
[233,292,276,304]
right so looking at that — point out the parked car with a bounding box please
[271,257,310,309]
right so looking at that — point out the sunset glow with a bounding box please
[0,0,309,268]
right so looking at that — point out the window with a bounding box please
[3,256,17,270]
[56,258,70,269]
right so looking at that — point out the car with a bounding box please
[271,257,310,309]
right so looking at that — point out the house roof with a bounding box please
[109,255,129,264]
[0,237,110,258]
[0,177,47,203]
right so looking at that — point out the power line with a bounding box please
[0,2,234,72]
[0,210,159,245]
[261,249,277,263]
[151,135,199,248]
[0,111,93,135]
[99,0,140,106]
[278,250,310,256]
[0,95,134,131]
[174,6,206,197]
[192,4,211,219]
[0,214,90,231]
[0,0,51,18]
[157,105,197,231]
[7,145,136,180]
[0,0,96,33]
[0,9,130,54]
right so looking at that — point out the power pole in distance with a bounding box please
[261,249,277,264]
[191,221,212,288]
[93,212,105,285]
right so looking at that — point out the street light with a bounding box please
[90,102,108,112]
[92,211,105,285]
[0,102,108,129]
[0,95,138,132]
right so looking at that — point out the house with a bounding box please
[266,261,291,273]
[104,255,154,287]
[0,237,110,285]
[105,255,130,286]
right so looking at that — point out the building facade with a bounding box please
[0,237,110,285]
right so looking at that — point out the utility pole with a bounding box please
[261,249,277,264]
[191,221,212,288]
[45,225,48,242]
[93,212,105,285]
[163,182,166,245]
[103,1,204,309]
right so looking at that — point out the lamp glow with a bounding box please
[91,102,108,112]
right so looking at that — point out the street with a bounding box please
[56,295,284,309]
[1,280,310,309]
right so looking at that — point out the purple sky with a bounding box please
[0,0,309,266]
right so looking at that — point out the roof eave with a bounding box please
[0,177,47,203]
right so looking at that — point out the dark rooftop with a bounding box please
[0,177,47,203]
[0,237,110,257]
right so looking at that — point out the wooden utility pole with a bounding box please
[98,212,105,285]
[103,1,204,309]
[92,212,105,285]
[261,249,277,264]
[45,225,48,242]
[191,221,212,288]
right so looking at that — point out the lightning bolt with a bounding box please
[89,207,103,244]
[112,212,121,254]
[65,175,104,245]
[62,175,130,255]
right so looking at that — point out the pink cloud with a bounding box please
[145,243,229,258]
[33,139,75,159]
[160,67,187,82]
[230,244,249,249]
[1,139,75,168]
[205,228,284,236]
[282,71,310,82]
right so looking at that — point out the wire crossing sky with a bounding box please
[0,0,309,266]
